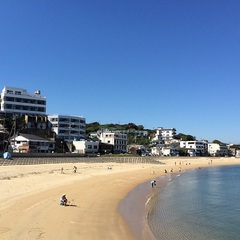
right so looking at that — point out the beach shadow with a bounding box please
[66,204,77,207]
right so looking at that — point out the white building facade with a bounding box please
[180,140,208,156]
[0,86,46,116]
[73,139,99,154]
[99,131,127,154]
[208,143,228,156]
[48,114,86,142]
[9,133,54,153]
[152,127,176,142]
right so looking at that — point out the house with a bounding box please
[73,139,99,155]
[9,133,55,153]
[128,144,146,155]
[151,146,161,156]
[162,147,179,156]
[98,131,127,154]
[90,130,128,154]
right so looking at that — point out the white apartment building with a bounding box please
[152,127,176,142]
[0,86,46,116]
[48,114,86,142]
[208,143,228,156]
[99,131,127,154]
[180,140,208,156]
[116,129,148,137]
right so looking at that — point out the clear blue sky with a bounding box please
[1,0,240,143]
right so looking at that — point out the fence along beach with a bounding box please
[0,156,239,239]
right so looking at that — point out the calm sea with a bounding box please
[148,165,240,240]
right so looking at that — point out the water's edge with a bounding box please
[119,172,177,240]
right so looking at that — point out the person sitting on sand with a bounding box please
[60,194,68,206]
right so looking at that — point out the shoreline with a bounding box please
[119,157,240,240]
[0,157,239,239]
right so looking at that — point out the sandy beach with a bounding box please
[0,157,239,240]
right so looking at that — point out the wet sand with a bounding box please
[0,157,239,240]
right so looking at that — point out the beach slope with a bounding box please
[0,157,239,240]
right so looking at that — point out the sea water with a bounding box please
[148,165,240,240]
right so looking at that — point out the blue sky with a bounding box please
[1,0,240,143]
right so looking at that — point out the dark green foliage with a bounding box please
[86,122,148,136]
[178,148,187,156]
[86,122,101,135]
[127,133,151,146]
[86,122,151,147]
[174,133,196,141]
[212,139,223,144]
[0,118,13,133]
[230,144,240,149]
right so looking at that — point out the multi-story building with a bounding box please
[0,86,46,116]
[48,114,86,142]
[98,131,127,154]
[115,129,148,137]
[152,127,176,143]
[208,143,229,156]
[24,115,49,130]
[180,140,208,156]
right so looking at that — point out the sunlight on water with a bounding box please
[148,165,240,240]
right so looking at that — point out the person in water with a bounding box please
[151,180,157,187]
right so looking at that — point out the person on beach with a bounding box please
[151,180,156,187]
[73,166,77,173]
[60,194,68,206]
[61,167,64,174]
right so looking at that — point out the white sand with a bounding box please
[0,157,239,239]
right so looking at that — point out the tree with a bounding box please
[86,122,100,136]
[174,133,195,141]
[178,148,187,156]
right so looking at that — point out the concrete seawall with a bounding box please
[0,156,162,166]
